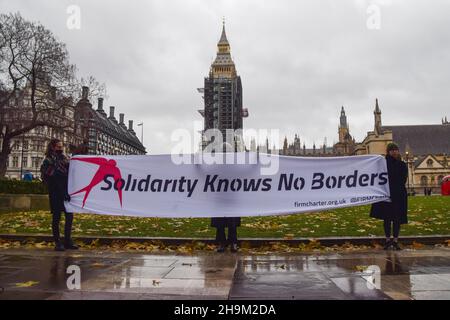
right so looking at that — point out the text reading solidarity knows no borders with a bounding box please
[100,170,388,198]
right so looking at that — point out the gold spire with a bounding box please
[211,20,236,78]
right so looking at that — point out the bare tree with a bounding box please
[0,13,104,177]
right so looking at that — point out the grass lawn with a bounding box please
[0,196,449,238]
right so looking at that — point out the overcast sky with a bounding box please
[1,0,449,153]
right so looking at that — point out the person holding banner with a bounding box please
[40,139,78,251]
[211,217,240,253]
[370,143,408,250]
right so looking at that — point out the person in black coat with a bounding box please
[370,142,408,250]
[211,217,241,253]
[40,139,78,251]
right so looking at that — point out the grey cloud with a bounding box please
[1,0,449,153]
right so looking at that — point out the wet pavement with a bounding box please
[0,247,450,300]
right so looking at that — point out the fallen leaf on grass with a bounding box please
[88,239,101,248]
[176,246,194,254]
[15,281,39,288]
[33,242,49,249]
[372,242,383,250]
[411,241,425,249]
[124,242,144,250]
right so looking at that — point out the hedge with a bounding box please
[0,180,48,194]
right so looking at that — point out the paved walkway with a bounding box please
[1,247,450,300]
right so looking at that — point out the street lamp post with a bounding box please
[137,122,144,144]
[405,151,410,195]
[409,157,414,195]
[19,133,25,180]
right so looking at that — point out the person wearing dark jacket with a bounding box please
[370,143,408,250]
[40,139,78,251]
[211,217,240,253]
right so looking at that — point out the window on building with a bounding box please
[32,157,42,168]
[420,176,428,186]
[12,156,18,168]
[426,159,433,168]
[22,156,28,168]
[23,140,29,151]
[31,140,37,151]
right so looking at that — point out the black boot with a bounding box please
[52,211,61,245]
[54,241,65,252]
[52,221,65,251]
[383,239,392,250]
[64,240,79,250]
[215,226,226,253]
[63,213,78,250]
[216,243,226,253]
[392,241,402,251]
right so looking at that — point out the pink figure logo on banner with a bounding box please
[70,157,123,208]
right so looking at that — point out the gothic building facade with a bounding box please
[279,106,353,157]
[74,87,146,156]
[279,99,449,193]
[3,85,145,179]
[279,135,334,157]
[354,99,450,193]
[198,22,248,151]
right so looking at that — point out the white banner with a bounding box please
[65,153,390,218]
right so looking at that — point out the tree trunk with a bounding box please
[0,135,12,178]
